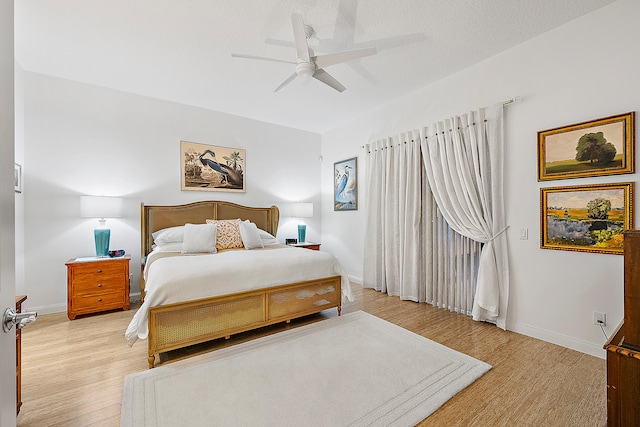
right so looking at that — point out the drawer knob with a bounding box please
[97,284,102,287]
[97,298,102,302]
[97,269,103,273]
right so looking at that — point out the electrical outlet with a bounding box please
[593,311,606,327]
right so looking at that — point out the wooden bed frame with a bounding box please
[140,200,342,368]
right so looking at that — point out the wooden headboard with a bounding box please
[140,201,280,258]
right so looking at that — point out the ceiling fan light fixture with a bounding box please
[296,61,315,78]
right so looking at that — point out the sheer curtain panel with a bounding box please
[363,133,423,300]
[363,132,482,311]
[425,204,482,315]
[420,105,509,328]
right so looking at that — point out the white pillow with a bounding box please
[239,221,264,250]
[181,223,217,254]
[152,226,184,245]
[258,228,279,245]
[152,242,183,252]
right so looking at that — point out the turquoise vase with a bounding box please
[94,228,110,257]
[297,224,306,243]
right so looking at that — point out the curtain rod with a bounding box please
[362,96,520,149]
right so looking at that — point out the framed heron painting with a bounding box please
[334,157,357,211]
[181,140,246,192]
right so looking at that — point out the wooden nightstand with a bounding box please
[66,256,131,320]
[288,242,321,251]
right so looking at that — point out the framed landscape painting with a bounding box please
[538,112,635,181]
[181,140,246,192]
[334,157,357,211]
[541,182,633,255]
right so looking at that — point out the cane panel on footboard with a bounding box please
[147,276,341,368]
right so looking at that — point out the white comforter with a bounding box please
[125,245,353,346]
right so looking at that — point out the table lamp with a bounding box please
[291,202,313,243]
[80,195,123,257]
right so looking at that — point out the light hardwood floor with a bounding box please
[17,284,606,426]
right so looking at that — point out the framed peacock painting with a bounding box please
[334,157,357,211]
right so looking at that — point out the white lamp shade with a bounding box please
[291,202,313,218]
[80,196,124,219]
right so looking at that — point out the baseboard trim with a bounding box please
[507,320,606,359]
[26,292,142,316]
[26,303,66,316]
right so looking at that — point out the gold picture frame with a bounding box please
[540,182,634,255]
[538,112,635,181]
[181,140,246,193]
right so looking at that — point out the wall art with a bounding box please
[540,182,633,254]
[334,157,357,211]
[181,140,245,192]
[538,112,635,181]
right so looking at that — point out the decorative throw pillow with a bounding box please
[239,221,264,250]
[205,219,243,250]
[181,223,217,254]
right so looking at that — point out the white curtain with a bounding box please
[420,105,509,328]
[424,203,482,315]
[363,104,508,328]
[363,132,423,300]
[363,131,482,314]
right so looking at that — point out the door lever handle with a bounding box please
[2,308,38,332]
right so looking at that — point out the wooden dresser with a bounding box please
[16,295,26,415]
[604,231,640,426]
[66,256,131,320]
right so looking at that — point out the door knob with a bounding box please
[2,308,37,332]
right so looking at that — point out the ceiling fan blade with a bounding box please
[291,13,310,62]
[274,72,298,92]
[312,69,346,92]
[313,47,377,69]
[231,53,296,65]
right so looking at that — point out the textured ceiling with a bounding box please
[15,0,617,133]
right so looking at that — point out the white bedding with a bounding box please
[125,245,353,346]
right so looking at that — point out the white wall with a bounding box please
[22,73,321,314]
[320,0,638,358]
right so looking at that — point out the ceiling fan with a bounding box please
[231,13,376,93]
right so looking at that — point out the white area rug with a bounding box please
[121,311,491,427]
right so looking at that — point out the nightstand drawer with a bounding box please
[73,276,125,295]
[72,292,126,312]
[72,263,126,281]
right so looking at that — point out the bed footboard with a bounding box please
[147,275,342,368]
